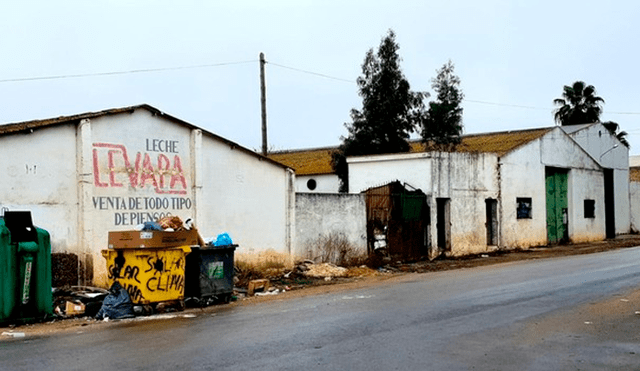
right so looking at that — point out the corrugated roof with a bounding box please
[0,105,143,135]
[631,167,640,182]
[411,127,555,157]
[271,127,554,175]
[268,146,336,175]
[0,104,291,170]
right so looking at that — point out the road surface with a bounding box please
[3,246,640,370]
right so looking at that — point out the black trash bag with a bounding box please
[95,281,135,320]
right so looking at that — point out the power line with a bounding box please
[463,99,547,111]
[464,99,640,115]
[0,60,257,83]
[2,58,640,116]
[267,61,356,84]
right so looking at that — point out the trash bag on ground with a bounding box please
[95,281,135,320]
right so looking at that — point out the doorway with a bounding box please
[436,198,451,252]
[604,168,615,239]
[546,167,569,244]
[485,198,498,246]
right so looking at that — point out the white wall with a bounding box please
[348,152,433,193]
[500,128,606,249]
[0,107,295,287]
[429,152,500,256]
[296,174,340,193]
[499,140,548,249]
[348,128,611,257]
[631,181,640,233]
[295,193,366,261]
[0,123,80,252]
[199,133,295,255]
[566,123,630,234]
[348,151,500,256]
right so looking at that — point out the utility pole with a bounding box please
[259,52,268,155]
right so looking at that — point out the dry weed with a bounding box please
[304,232,366,266]
[235,250,295,286]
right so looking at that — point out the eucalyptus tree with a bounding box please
[332,30,426,192]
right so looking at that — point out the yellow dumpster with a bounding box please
[101,245,191,305]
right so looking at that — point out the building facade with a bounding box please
[348,125,630,258]
[0,105,295,286]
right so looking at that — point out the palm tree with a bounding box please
[602,121,630,148]
[553,81,604,125]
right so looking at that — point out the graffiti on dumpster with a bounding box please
[144,256,185,293]
[123,283,145,302]
[107,252,187,304]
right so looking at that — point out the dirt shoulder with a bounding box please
[3,235,640,339]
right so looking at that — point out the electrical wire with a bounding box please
[2,57,640,116]
[266,61,356,84]
[463,99,547,110]
[0,60,257,83]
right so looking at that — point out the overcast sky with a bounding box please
[1,1,638,155]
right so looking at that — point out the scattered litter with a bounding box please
[635,311,640,315]
[182,314,196,318]
[324,277,332,281]
[65,301,86,316]
[248,279,270,296]
[135,314,178,321]
[53,286,108,318]
[621,299,629,302]
[2,332,25,338]
[481,254,489,258]
[95,282,135,320]
[255,289,280,296]
[584,321,592,325]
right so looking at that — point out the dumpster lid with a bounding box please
[4,211,37,243]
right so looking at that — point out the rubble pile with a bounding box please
[301,262,348,278]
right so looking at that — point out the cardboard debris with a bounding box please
[248,279,270,296]
[108,229,200,249]
[65,301,86,316]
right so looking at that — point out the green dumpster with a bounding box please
[0,211,52,324]
[184,244,237,305]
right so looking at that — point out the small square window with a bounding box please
[517,198,532,219]
[584,199,595,218]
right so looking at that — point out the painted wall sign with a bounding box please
[92,141,187,194]
[91,140,192,226]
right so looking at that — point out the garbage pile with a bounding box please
[52,286,109,318]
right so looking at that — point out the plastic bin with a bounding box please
[101,245,191,306]
[185,245,237,304]
[0,211,52,324]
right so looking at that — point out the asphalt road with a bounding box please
[3,246,640,370]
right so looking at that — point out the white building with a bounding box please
[630,162,640,233]
[348,125,629,258]
[269,147,340,193]
[0,105,295,286]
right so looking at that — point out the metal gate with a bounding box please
[546,167,568,244]
[364,181,429,260]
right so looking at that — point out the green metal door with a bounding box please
[546,168,568,244]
